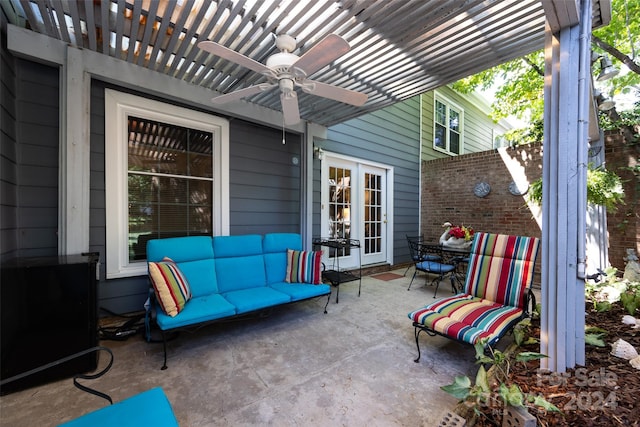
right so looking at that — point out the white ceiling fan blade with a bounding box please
[302,80,368,106]
[211,84,275,104]
[198,41,271,74]
[293,34,350,76]
[280,92,300,125]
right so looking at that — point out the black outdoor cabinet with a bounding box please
[0,254,99,394]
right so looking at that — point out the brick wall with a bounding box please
[421,142,543,242]
[420,136,638,274]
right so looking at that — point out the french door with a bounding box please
[361,164,387,265]
[321,156,390,268]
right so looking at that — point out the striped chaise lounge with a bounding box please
[408,232,540,362]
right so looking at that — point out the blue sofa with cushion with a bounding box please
[146,233,330,369]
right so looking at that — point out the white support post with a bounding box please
[59,46,91,255]
[303,123,328,249]
[540,0,591,372]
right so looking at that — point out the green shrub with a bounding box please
[528,164,624,211]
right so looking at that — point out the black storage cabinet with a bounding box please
[1,254,99,394]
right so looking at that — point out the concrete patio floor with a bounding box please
[0,269,479,426]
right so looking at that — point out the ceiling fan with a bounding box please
[197,34,368,125]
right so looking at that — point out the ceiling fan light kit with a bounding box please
[198,34,368,125]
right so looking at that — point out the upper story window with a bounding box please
[105,90,229,278]
[433,95,464,155]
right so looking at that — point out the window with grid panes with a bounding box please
[127,116,214,260]
[105,90,229,278]
[433,95,463,155]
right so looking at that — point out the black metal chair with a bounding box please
[407,241,458,297]
[404,234,442,276]
[404,234,424,276]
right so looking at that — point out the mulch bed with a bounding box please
[473,303,640,426]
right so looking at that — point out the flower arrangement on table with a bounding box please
[440,222,475,248]
[448,225,474,241]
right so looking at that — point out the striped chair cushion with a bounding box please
[463,233,539,308]
[408,294,524,345]
[285,249,322,284]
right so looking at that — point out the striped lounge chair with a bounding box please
[408,232,540,362]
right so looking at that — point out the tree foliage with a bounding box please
[451,0,639,131]
[527,165,625,211]
[451,52,545,123]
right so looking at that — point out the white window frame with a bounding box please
[104,90,229,278]
[433,93,464,155]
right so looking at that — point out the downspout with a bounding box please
[576,0,592,280]
[418,94,424,234]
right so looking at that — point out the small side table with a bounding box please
[312,237,362,303]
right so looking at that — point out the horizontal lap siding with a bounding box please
[318,97,421,265]
[229,120,302,235]
[0,28,18,260]
[12,59,59,258]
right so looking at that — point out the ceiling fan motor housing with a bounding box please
[266,52,300,75]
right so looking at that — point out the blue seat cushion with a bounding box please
[57,387,178,427]
[269,283,331,301]
[156,294,236,330]
[417,260,456,273]
[223,287,291,314]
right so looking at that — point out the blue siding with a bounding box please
[229,120,302,235]
[318,97,422,265]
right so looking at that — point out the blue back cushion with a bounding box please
[263,233,302,284]
[147,236,218,297]
[213,235,267,292]
[147,236,213,262]
[176,259,218,297]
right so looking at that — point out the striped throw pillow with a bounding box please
[285,249,322,284]
[148,257,192,317]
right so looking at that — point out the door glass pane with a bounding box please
[364,172,382,255]
[328,166,351,257]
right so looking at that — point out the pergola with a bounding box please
[1,0,612,372]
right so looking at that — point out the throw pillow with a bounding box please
[285,249,322,284]
[148,257,192,317]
